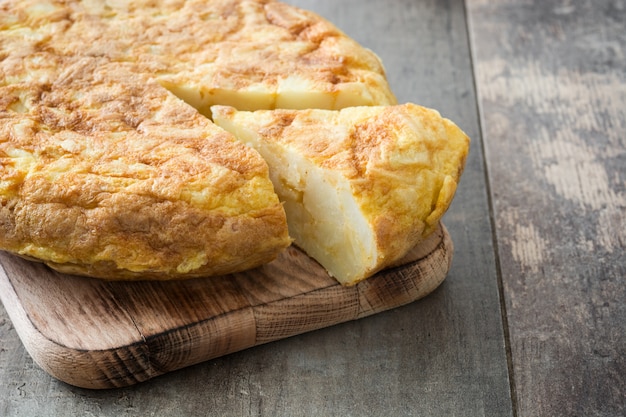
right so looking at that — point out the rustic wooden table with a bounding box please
[1,0,624,416]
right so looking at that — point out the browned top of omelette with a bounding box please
[0,0,469,284]
[0,56,290,279]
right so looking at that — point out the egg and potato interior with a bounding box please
[0,0,469,284]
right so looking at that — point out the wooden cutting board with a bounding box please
[0,223,452,389]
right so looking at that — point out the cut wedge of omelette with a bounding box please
[1,0,469,283]
[212,104,469,285]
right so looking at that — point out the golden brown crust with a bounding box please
[0,0,447,283]
[0,57,290,280]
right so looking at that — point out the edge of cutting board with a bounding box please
[0,223,453,389]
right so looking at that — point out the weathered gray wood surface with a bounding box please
[5,0,623,415]
[467,0,626,416]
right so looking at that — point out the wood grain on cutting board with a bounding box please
[0,224,451,389]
